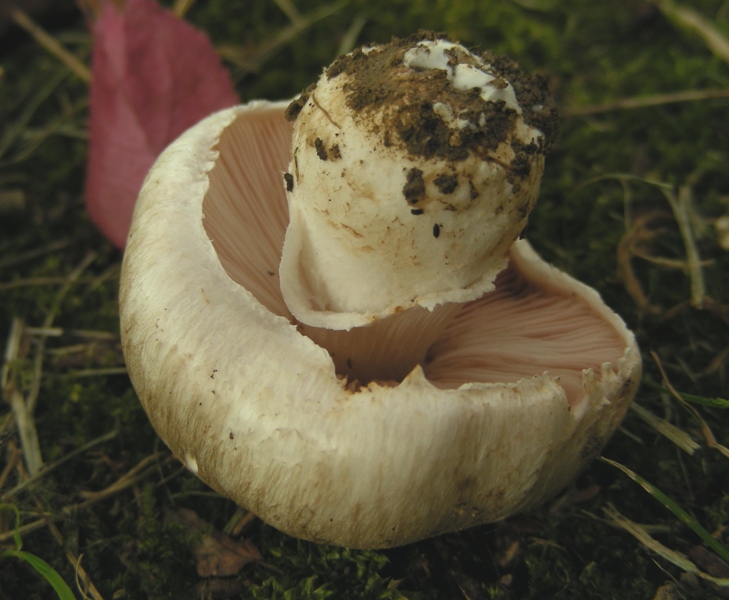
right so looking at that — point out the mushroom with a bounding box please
[120,33,641,549]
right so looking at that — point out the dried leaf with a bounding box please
[84,0,238,249]
[688,546,729,579]
[166,508,262,578]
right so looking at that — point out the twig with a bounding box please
[564,88,729,117]
[660,185,706,309]
[74,554,104,600]
[172,0,198,18]
[1,317,24,392]
[41,509,105,600]
[74,452,172,510]
[629,403,700,455]
[24,327,118,341]
[1,254,98,479]
[0,67,68,161]
[3,319,43,476]
[630,247,712,270]
[1,429,119,502]
[0,240,72,272]
[9,8,91,84]
[652,351,729,458]
[589,174,706,310]
[273,0,303,25]
[0,452,174,544]
[7,390,43,477]
[706,343,729,375]
[218,0,346,73]
[603,505,729,587]
[225,507,258,537]
[337,13,368,56]
[2,97,90,167]
[616,212,662,314]
[601,462,729,565]
[68,368,128,378]
[0,441,23,491]
[0,276,98,292]
[0,510,54,543]
[655,0,729,64]
[27,251,97,413]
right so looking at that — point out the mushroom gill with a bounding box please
[202,103,628,408]
[201,104,291,319]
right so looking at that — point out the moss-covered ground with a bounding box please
[1,0,728,598]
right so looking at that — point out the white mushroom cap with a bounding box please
[120,100,640,549]
[280,33,557,329]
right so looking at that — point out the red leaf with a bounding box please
[84,0,238,249]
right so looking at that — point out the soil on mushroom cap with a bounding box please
[290,32,558,178]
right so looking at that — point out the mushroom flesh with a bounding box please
[120,34,641,549]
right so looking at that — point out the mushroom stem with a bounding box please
[299,303,461,383]
[279,32,557,383]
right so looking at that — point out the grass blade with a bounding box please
[2,549,77,600]
[0,504,76,599]
[644,380,729,409]
[601,457,729,566]
[603,506,729,587]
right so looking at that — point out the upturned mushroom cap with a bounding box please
[120,100,640,549]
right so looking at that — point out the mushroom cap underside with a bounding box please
[120,101,641,549]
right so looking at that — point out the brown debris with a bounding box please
[166,507,262,578]
[314,137,328,160]
[284,172,294,192]
[322,31,557,174]
[434,173,458,195]
[402,167,425,203]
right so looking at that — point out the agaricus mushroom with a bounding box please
[120,33,641,549]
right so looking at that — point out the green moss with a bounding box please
[243,535,407,599]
